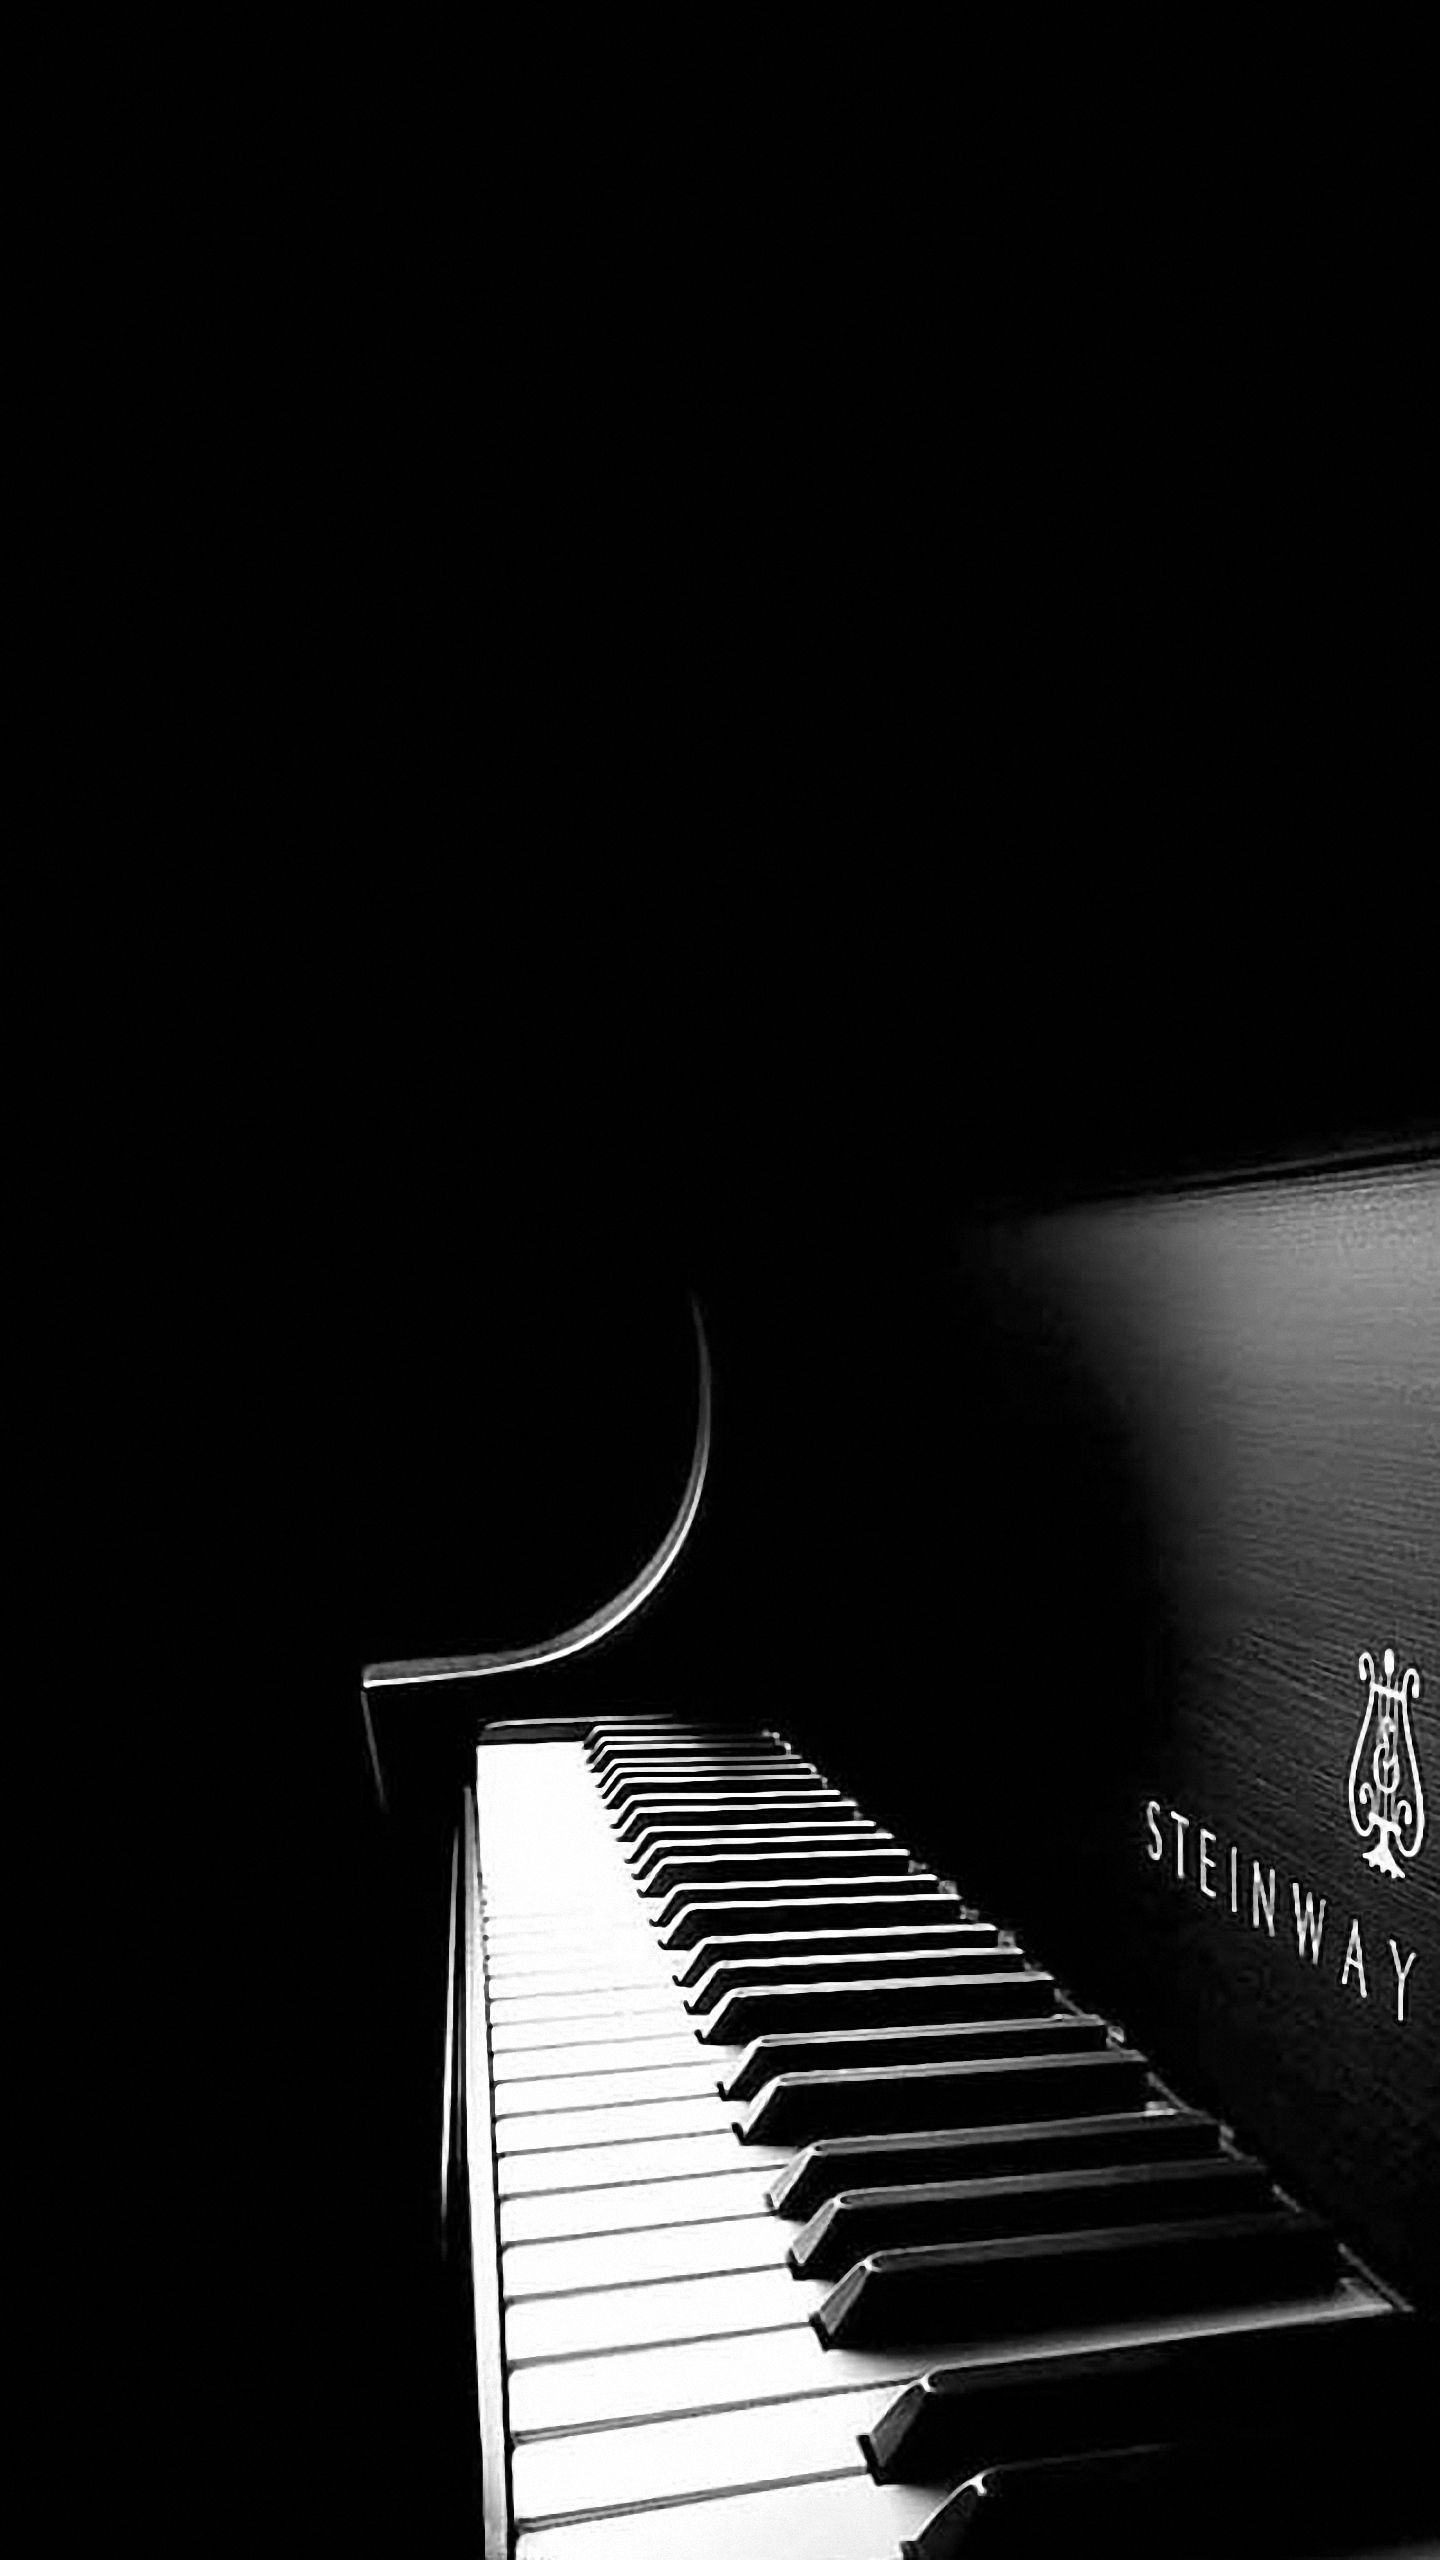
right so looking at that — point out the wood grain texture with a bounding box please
[919,1163,1440,2308]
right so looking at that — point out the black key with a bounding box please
[625,1822,871,1863]
[603,1777,815,1811]
[812,2207,1338,2349]
[724,2012,1109,2104]
[865,2306,1429,2482]
[791,2150,1272,2277]
[587,1731,766,1759]
[615,1796,849,1842]
[630,1823,884,1876]
[908,2423,1439,2559]
[603,1767,824,1809]
[691,1946,1020,2020]
[740,2046,1150,2143]
[680,1924,1000,1991]
[700,1969,1055,2049]
[641,1845,914,1895]
[615,1789,847,1832]
[607,1775,832,1803]
[650,1871,949,1933]
[770,2107,1221,2218]
[664,1894,978,1955]
[601,1749,814,1782]
[587,1737,772,1770]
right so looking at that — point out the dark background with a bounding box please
[80,44,1432,2543]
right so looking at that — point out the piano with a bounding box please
[362,1145,1439,2555]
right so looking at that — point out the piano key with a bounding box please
[483,1959,676,1995]
[505,2264,825,2360]
[500,2166,776,2243]
[791,2150,1275,2278]
[610,1780,843,1812]
[507,2279,1389,2440]
[498,2093,747,2152]
[593,1754,788,1778]
[629,1822,885,1874]
[601,1761,823,1800]
[494,2060,724,2114]
[739,2045,1151,2142]
[513,2471,938,2560]
[623,1797,866,1829]
[592,1730,788,1750]
[502,2210,792,2297]
[642,1845,916,1893]
[509,2384,890,2530]
[498,2127,791,2197]
[678,1924,1000,1986]
[616,1795,851,1841]
[690,1946,1024,2018]
[493,2012,700,2053]
[862,2298,1425,2482]
[508,2300,1438,2543]
[769,2106,1224,2217]
[491,2033,715,2080]
[607,1782,833,1821]
[651,1871,951,1932]
[723,2013,1110,2104]
[701,1969,1056,2046]
[659,1889,965,1948]
[813,2207,1339,2348]
[487,1985,685,2023]
[909,2426,1440,2560]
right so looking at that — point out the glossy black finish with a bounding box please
[723,2012,1106,2104]
[700,1967,1055,2048]
[690,1943,1021,2019]
[814,2207,1339,2349]
[769,2106,1221,2218]
[659,1886,925,1948]
[639,1844,911,1894]
[676,1920,995,1985]
[740,2044,1151,2142]
[650,1870,947,1933]
[791,2150,1272,2277]
[631,1823,883,1878]
[909,2421,1440,2558]
[866,2308,1429,2483]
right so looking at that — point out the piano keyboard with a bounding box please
[467,1718,1437,2558]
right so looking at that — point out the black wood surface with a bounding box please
[843,1160,1440,2311]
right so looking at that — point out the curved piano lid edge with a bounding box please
[360,1296,712,1804]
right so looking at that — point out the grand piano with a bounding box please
[360,1133,1439,2554]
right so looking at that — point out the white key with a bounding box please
[508,2279,1391,2434]
[498,2095,747,2152]
[492,2014,694,2054]
[511,2385,891,2527]
[491,2034,711,2080]
[498,2131,788,2197]
[488,1986,680,2022]
[502,2212,790,2298]
[514,2469,939,2560]
[505,2266,828,2361]
[494,2061,722,2114]
[500,2168,775,2244]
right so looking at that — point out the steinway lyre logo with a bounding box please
[1349,1646,1425,1881]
